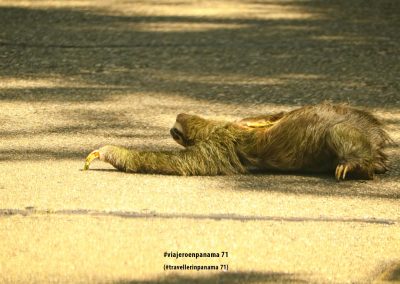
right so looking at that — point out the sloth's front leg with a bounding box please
[83,144,245,175]
[83,145,179,174]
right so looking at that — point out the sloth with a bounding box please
[83,102,392,180]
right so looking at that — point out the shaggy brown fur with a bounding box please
[84,103,392,180]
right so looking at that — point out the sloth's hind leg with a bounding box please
[327,123,375,180]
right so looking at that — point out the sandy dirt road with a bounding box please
[0,1,399,283]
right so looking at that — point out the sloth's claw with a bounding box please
[343,165,348,179]
[83,150,100,170]
[335,164,343,180]
[335,164,349,180]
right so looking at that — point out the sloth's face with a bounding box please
[170,120,190,147]
[170,113,213,147]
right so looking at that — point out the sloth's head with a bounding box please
[170,113,218,147]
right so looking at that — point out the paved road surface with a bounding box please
[0,1,399,283]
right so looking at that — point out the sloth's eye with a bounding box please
[170,128,183,141]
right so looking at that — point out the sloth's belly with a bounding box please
[247,138,336,173]
[257,152,335,173]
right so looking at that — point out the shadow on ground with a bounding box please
[0,0,399,107]
[232,171,400,199]
[116,271,306,284]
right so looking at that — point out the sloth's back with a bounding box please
[255,103,390,172]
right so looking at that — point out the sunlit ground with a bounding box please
[0,0,399,283]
